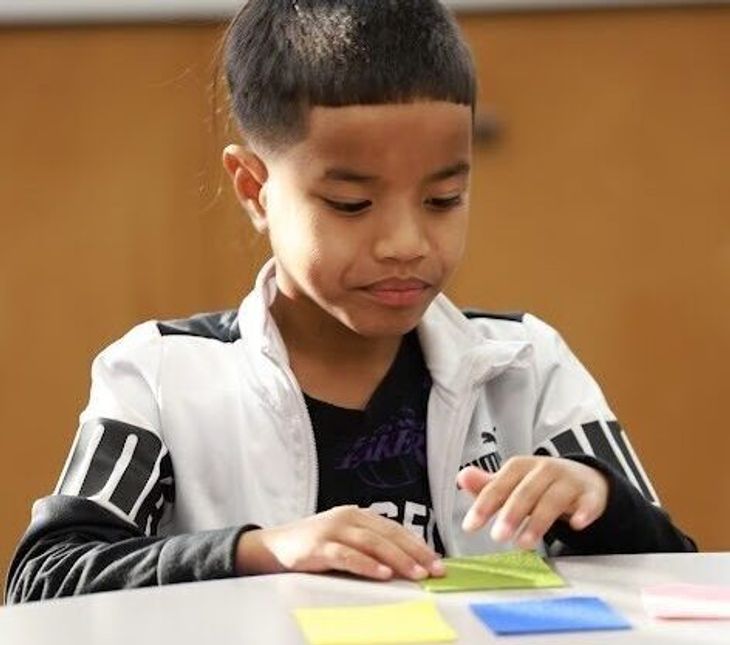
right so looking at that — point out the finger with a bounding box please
[515,480,578,550]
[489,460,561,542]
[568,490,606,531]
[456,466,494,495]
[341,526,432,581]
[322,541,393,580]
[356,511,445,577]
[462,457,533,533]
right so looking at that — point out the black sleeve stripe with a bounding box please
[581,421,625,475]
[540,422,658,504]
[582,421,656,503]
[55,420,104,496]
[606,420,658,504]
[133,453,175,536]
[57,418,171,534]
[551,428,583,456]
[108,429,166,515]
[77,426,130,497]
[54,421,110,498]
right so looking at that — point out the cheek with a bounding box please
[265,184,315,260]
[306,218,362,287]
[266,194,354,292]
[268,215,318,279]
[433,211,469,271]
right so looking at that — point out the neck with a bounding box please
[268,264,408,409]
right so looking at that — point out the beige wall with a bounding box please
[1,7,728,592]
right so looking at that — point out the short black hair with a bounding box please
[224,0,476,153]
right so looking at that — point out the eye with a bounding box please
[322,198,372,214]
[425,194,463,210]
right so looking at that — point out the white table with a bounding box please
[1,553,728,644]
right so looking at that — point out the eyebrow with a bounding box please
[322,168,377,183]
[321,160,471,185]
[424,160,471,183]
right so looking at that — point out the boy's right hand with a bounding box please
[234,505,445,581]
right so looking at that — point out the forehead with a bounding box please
[281,101,472,179]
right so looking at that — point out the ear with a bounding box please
[222,144,270,234]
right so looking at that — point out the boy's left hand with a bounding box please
[456,456,609,550]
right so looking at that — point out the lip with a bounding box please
[363,278,432,308]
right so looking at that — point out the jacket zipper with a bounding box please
[262,343,319,518]
[438,385,480,555]
[280,361,319,516]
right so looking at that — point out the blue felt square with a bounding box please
[470,595,632,635]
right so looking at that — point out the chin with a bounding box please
[342,309,425,338]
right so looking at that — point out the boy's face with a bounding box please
[233,101,472,339]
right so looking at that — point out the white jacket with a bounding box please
[54,260,657,557]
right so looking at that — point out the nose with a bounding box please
[373,208,430,263]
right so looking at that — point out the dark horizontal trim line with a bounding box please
[462,308,525,323]
[157,310,241,342]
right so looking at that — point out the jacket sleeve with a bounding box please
[5,496,248,604]
[4,323,253,604]
[525,315,696,555]
[545,454,696,555]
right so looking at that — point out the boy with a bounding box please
[6,0,694,603]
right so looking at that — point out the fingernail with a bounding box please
[491,517,511,542]
[376,564,392,579]
[572,512,589,529]
[462,509,479,532]
[430,559,446,576]
[411,564,428,579]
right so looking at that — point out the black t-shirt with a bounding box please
[304,331,445,555]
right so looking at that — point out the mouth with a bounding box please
[361,278,433,308]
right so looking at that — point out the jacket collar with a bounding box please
[238,259,532,393]
[417,293,532,398]
[238,258,289,361]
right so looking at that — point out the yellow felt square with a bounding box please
[293,599,457,644]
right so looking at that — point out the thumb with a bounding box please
[456,466,493,496]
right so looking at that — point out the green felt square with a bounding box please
[421,551,566,593]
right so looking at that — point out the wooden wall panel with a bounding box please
[1,6,728,593]
[454,7,730,552]
[0,23,267,592]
